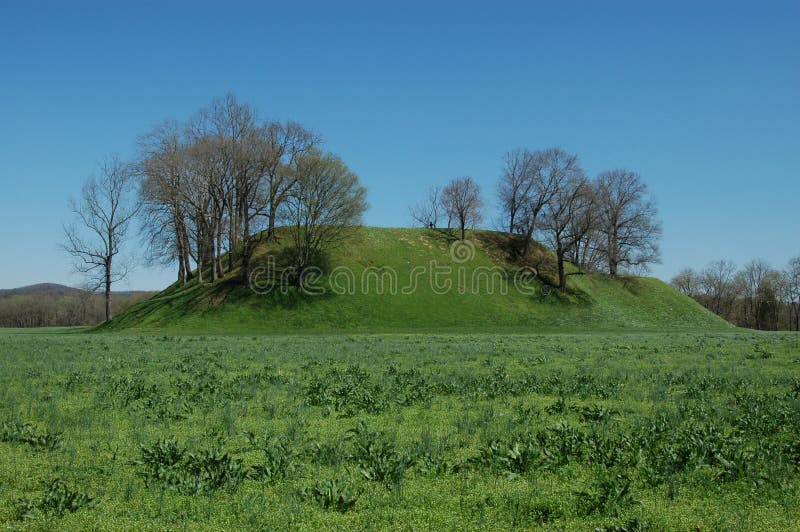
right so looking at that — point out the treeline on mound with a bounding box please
[0,289,153,328]
[63,93,368,324]
[137,94,368,289]
[409,149,662,293]
[63,94,367,321]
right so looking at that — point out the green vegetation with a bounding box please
[1,330,799,529]
[106,227,729,333]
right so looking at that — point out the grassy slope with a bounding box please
[107,227,731,333]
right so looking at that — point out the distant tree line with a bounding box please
[0,291,151,328]
[671,257,800,330]
[63,94,367,321]
[410,147,662,292]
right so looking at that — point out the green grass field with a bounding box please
[2,329,799,530]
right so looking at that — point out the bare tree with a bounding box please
[700,259,737,317]
[756,270,783,330]
[538,173,595,293]
[136,95,322,286]
[516,148,579,258]
[787,256,800,331]
[138,121,193,284]
[497,148,537,235]
[409,186,443,228]
[671,268,701,297]
[736,259,773,328]
[567,197,605,273]
[595,170,661,276]
[202,94,262,284]
[179,136,229,284]
[63,157,140,322]
[441,177,483,240]
[259,120,318,240]
[281,149,368,287]
[673,257,800,330]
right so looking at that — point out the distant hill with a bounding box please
[0,284,156,328]
[105,227,732,333]
[0,283,86,297]
[0,283,152,298]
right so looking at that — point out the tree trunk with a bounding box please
[227,192,236,272]
[178,255,185,284]
[178,220,192,282]
[211,235,218,282]
[267,208,278,241]
[216,222,224,276]
[183,247,192,281]
[227,230,235,272]
[105,260,112,322]
[241,214,251,285]
[176,235,186,284]
[241,242,250,285]
[608,231,618,277]
[521,220,536,259]
[557,247,567,293]
[791,300,798,331]
[197,237,204,284]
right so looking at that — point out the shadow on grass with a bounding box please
[203,277,335,311]
[617,275,646,295]
[470,231,597,306]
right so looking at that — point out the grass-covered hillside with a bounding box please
[107,228,730,333]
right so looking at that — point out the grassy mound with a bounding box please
[107,227,731,333]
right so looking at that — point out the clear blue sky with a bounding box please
[0,0,798,290]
